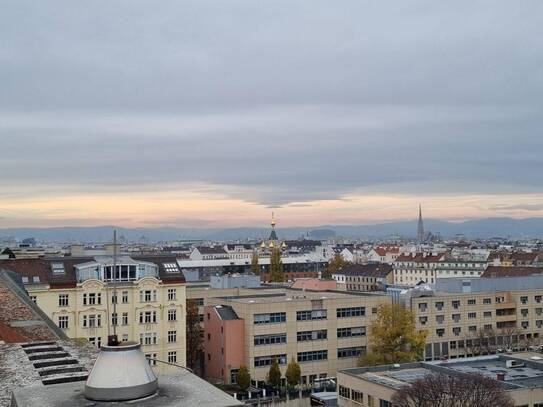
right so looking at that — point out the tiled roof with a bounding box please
[373,246,400,256]
[336,263,392,278]
[0,270,66,343]
[482,266,543,278]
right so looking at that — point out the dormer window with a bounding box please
[163,263,179,273]
[51,263,65,275]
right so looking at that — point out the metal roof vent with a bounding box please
[84,341,158,401]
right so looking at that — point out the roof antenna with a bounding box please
[108,230,119,346]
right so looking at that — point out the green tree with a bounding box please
[236,366,251,392]
[186,299,204,373]
[322,253,350,279]
[359,303,426,366]
[269,248,284,283]
[285,358,301,388]
[267,357,282,388]
[251,251,260,275]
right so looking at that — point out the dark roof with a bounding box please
[196,246,228,255]
[0,255,185,287]
[337,263,393,278]
[215,306,239,321]
[0,270,67,342]
[395,253,445,263]
[482,266,543,278]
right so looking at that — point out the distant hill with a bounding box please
[1,217,542,243]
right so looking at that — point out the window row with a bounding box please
[297,350,327,363]
[254,354,287,367]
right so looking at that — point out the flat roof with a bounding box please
[220,288,385,304]
[341,353,543,391]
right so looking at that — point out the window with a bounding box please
[111,313,118,326]
[297,330,327,342]
[483,298,492,304]
[32,276,40,283]
[51,263,65,275]
[380,400,392,407]
[122,291,129,304]
[435,301,444,310]
[139,311,157,324]
[521,309,529,317]
[83,292,101,306]
[469,325,477,332]
[254,354,287,367]
[337,307,365,318]
[139,332,158,345]
[521,296,528,304]
[88,337,102,348]
[58,315,68,329]
[254,333,287,346]
[140,290,157,303]
[297,350,327,363]
[167,288,177,301]
[83,314,101,328]
[168,330,177,343]
[453,327,461,336]
[484,311,492,318]
[163,263,179,273]
[58,294,69,307]
[168,309,177,322]
[111,293,118,304]
[338,385,350,398]
[418,302,428,311]
[168,351,177,363]
[351,390,363,403]
[436,315,444,324]
[468,299,476,305]
[522,321,529,329]
[436,329,445,337]
[296,309,327,321]
[338,347,365,359]
[254,312,286,325]
[195,298,204,306]
[536,295,542,303]
[452,300,460,309]
[122,312,128,325]
[468,312,476,319]
[146,353,157,366]
[484,324,493,330]
[452,314,461,322]
[337,326,366,338]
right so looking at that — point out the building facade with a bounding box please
[202,288,390,387]
[0,255,186,372]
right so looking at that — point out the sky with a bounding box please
[1,1,543,228]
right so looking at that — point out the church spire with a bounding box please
[417,204,425,246]
[269,212,278,241]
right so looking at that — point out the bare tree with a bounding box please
[392,373,514,407]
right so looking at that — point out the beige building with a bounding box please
[338,353,543,407]
[0,255,186,373]
[200,287,389,387]
[406,276,543,361]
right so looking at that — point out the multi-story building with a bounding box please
[367,246,401,264]
[0,255,186,372]
[338,353,543,407]
[393,252,445,286]
[407,276,543,361]
[190,246,230,260]
[332,264,393,292]
[202,288,389,387]
[435,257,487,279]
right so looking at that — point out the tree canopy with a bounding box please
[236,366,251,392]
[269,248,284,282]
[322,253,350,279]
[185,299,204,373]
[267,357,282,388]
[285,358,301,388]
[251,251,260,275]
[392,373,514,407]
[359,303,426,366]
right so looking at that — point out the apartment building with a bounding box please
[332,264,393,292]
[435,257,487,278]
[407,276,543,361]
[202,288,390,387]
[393,252,445,286]
[0,255,186,373]
[338,353,543,407]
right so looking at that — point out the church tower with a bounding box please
[417,204,425,246]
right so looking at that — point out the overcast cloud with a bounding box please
[1,1,542,211]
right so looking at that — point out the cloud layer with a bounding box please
[1,1,542,226]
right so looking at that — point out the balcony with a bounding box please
[495,301,516,310]
[496,314,517,323]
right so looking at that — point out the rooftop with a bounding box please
[219,288,386,304]
[340,353,543,392]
